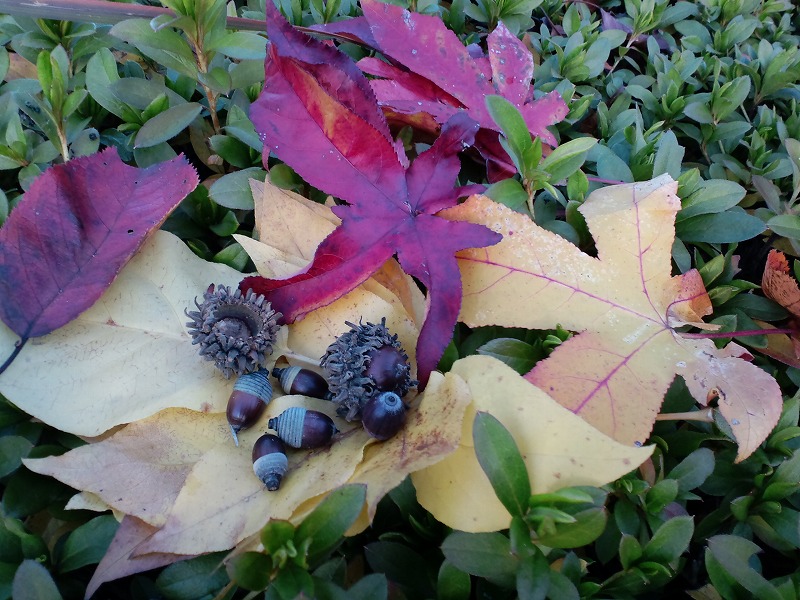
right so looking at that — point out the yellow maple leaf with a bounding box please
[442,176,782,462]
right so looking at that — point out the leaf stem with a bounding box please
[655,408,715,423]
[680,327,795,339]
[0,337,28,376]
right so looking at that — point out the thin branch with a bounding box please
[0,0,266,31]
[0,337,28,377]
[680,327,795,339]
[655,408,715,423]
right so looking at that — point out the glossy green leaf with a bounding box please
[155,553,229,600]
[705,536,781,600]
[476,338,538,374]
[535,507,608,548]
[437,560,471,600]
[0,436,33,478]
[11,560,61,600]
[295,485,366,565]
[767,214,800,239]
[226,551,271,591]
[473,412,531,518]
[58,515,118,573]
[441,532,518,588]
[540,137,597,183]
[667,448,715,494]
[644,516,694,563]
[209,167,268,210]
[675,209,766,243]
[135,103,203,148]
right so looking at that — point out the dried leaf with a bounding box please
[246,6,501,386]
[0,231,248,436]
[0,148,197,339]
[442,178,781,461]
[412,355,653,532]
[86,516,190,598]
[762,249,800,317]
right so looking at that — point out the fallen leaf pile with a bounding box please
[0,178,654,591]
[245,3,501,387]
[442,174,782,462]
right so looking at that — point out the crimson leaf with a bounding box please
[356,0,569,179]
[244,4,501,386]
[0,148,198,341]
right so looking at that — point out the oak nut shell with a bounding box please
[227,369,272,445]
[252,433,288,491]
[272,366,330,400]
[185,284,282,379]
[320,318,417,420]
[362,391,406,441]
[267,407,337,449]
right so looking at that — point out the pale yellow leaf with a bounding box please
[25,408,227,526]
[412,355,654,532]
[345,370,470,521]
[442,180,782,461]
[0,231,250,436]
[135,395,368,555]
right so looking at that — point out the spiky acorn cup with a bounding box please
[321,318,417,421]
[185,284,282,379]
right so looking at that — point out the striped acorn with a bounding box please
[267,407,338,449]
[272,366,330,400]
[227,369,272,446]
[252,433,288,491]
[362,391,406,441]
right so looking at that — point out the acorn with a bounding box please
[320,318,417,420]
[227,369,272,446]
[272,366,330,400]
[185,284,282,379]
[362,391,407,441]
[252,433,288,491]
[268,407,338,448]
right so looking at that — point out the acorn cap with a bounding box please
[320,318,416,420]
[185,284,282,379]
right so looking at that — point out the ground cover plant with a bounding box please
[0,0,799,598]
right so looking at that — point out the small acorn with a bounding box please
[362,391,407,441]
[321,318,417,420]
[252,433,288,491]
[268,407,338,449]
[227,369,272,446]
[272,366,330,400]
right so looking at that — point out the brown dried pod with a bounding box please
[362,391,406,441]
[320,318,417,420]
[272,366,330,400]
[185,284,282,379]
[252,433,287,491]
[268,407,338,448]
[227,369,272,446]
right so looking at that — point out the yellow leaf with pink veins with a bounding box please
[441,176,781,462]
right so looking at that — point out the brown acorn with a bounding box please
[272,366,330,400]
[268,407,338,448]
[227,369,272,446]
[252,433,287,491]
[320,318,417,420]
[361,391,406,441]
[185,284,282,379]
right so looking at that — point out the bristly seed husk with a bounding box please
[185,284,282,378]
[321,317,416,421]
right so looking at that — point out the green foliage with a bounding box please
[1,0,800,597]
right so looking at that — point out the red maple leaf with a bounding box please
[243,4,501,386]
[0,148,197,341]
[354,0,569,180]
